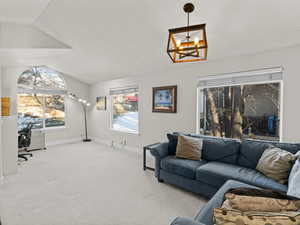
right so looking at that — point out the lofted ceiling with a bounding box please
[1,0,300,83]
[0,0,51,23]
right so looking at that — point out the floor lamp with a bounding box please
[69,93,91,142]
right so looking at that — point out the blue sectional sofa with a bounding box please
[151,134,300,198]
[150,134,300,225]
[150,134,300,198]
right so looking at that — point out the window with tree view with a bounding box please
[111,87,139,134]
[17,66,66,131]
[198,82,281,141]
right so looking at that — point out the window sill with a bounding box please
[109,128,140,136]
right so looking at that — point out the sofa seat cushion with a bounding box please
[195,162,288,192]
[160,156,207,179]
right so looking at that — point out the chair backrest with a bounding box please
[18,123,33,148]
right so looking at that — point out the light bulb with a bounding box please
[87,103,91,106]
[78,98,83,102]
[83,100,87,104]
[176,39,181,47]
[194,37,199,45]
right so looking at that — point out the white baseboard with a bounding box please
[91,136,140,153]
[46,138,82,147]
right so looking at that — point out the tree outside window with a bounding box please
[17,66,66,131]
[199,82,281,141]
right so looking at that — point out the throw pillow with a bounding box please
[287,152,300,198]
[166,132,188,155]
[213,208,300,225]
[256,147,297,184]
[175,135,203,160]
[167,133,178,155]
[224,188,300,212]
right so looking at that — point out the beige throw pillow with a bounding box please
[175,135,202,160]
[256,147,297,184]
[224,193,300,212]
[213,208,300,225]
[223,188,300,212]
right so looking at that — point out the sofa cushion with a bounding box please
[167,132,189,155]
[161,156,207,179]
[195,161,287,192]
[237,140,300,169]
[237,140,271,169]
[167,133,179,155]
[201,138,240,165]
[259,139,300,154]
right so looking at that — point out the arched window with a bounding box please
[17,66,67,130]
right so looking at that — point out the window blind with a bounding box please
[109,87,138,95]
[197,67,283,88]
[18,87,68,95]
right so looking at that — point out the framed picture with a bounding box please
[96,96,107,110]
[1,97,10,116]
[152,85,177,113]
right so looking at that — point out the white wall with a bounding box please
[0,66,89,175]
[89,45,300,149]
[0,67,3,179]
[1,66,19,175]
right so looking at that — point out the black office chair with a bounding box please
[18,123,33,161]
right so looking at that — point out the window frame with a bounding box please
[17,93,67,131]
[196,79,284,142]
[109,86,140,135]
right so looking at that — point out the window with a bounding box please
[110,87,139,134]
[197,68,282,141]
[17,66,67,131]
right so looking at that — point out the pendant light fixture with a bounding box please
[167,3,208,63]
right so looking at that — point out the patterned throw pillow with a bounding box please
[256,147,297,184]
[175,135,203,160]
[213,208,300,225]
[224,194,300,212]
[223,188,300,212]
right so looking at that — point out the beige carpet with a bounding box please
[0,142,206,225]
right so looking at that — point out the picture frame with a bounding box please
[96,96,107,110]
[152,85,177,113]
[1,97,10,116]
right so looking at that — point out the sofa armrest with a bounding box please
[150,142,169,158]
[171,217,206,225]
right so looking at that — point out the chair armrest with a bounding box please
[171,217,206,225]
[149,142,169,158]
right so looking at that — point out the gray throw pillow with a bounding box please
[176,135,203,160]
[256,147,297,184]
[288,152,300,198]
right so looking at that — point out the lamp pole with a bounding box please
[82,104,91,142]
[69,93,92,142]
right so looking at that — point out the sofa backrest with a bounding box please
[237,139,300,169]
[190,134,241,165]
[168,133,300,169]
